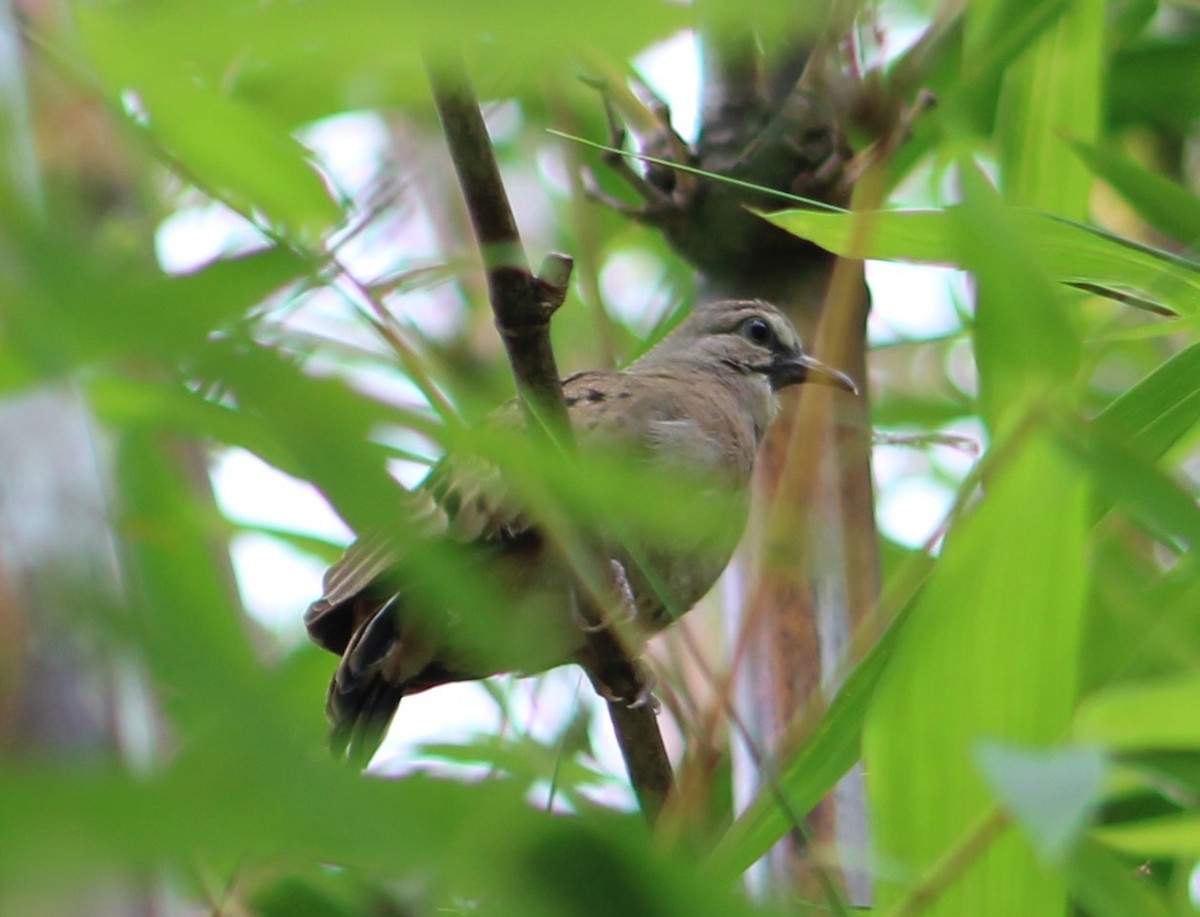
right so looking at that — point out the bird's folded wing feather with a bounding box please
[304,369,685,655]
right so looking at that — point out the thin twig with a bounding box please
[425,48,674,821]
[882,808,1008,917]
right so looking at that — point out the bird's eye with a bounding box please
[742,318,773,346]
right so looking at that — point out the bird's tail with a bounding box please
[326,596,408,767]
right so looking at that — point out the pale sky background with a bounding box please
[158,28,975,794]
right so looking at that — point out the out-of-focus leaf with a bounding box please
[73,0,698,126]
[0,747,782,917]
[763,206,1200,317]
[1126,751,1200,802]
[77,5,342,237]
[87,376,304,478]
[1080,535,1200,693]
[1,205,306,384]
[964,0,1069,57]
[1061,837,1175,917]
[1074,674,1200,751]
[1094,814,1200,858]
[866,430,1089,916]
[115,427,277,729]
[976,743,1108,861]
[1068,139,1200,244]
[196,341,411,533]
[1095,344,1200,458]
[955,163,1077,430]
[996,0,1103,219]
[251,875,367,917]
[419,736,615,795]
[508,821,775,917]
[135,75,341,237]
[1110,36,1200,129]
[1059,418,1200,546]
[889,0,1071,183]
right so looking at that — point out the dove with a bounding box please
[305,299,856,763]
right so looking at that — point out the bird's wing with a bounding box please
[303,383,560,656]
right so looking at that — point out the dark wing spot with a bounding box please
[440,488,462,520]
[428,469,450,503]
[565,387,606,406]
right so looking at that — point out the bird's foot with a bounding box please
[584,654,661,713]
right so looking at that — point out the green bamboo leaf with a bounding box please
[77,4,341,236]
[1095,343,1200,458]
[889,0,1072,183]
[1060,418,1200,546]
[1069,139,1200,245]
[864,433,1090,915]
[2,219,305,383]
[136,73,341,238]
[196,342,411,534]
[996,0,1103,218]
[1094,814,1200,858]
[74,0,698,126]
[1074,674,1200,751]
[86,376,304,478]
[1061,838,1176,917]
[1110,36,1200,130]
[764,206,1200,316]
[955,163,1077,430]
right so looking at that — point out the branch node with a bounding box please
[536,252,574,314]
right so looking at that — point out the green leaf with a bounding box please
[889,0,1072,183]
[996,0,1103,218]
[87,376,305,479]
[954,163,1077,431]
[1068,139,1200,244]
[1061,838,1176,917]
[1060,418,1200,547]
[195,341,412,533]
[976,743,1108,861]
[136,73,341,237]
[77,6,341,236]
[864,432,1090,915]
[74,0,696,127]
[0,213,306,385]
[1095,344,1200,459]
[1074,674,1200,751]
[1094,814,1200,858]
[115,428,268,719]
[1110,36,1200,130]
[763,206,1200,317]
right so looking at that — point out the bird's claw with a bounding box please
[589,659,660,713]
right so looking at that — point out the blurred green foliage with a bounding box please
[2,0,1200,914]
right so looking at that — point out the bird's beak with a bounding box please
[770,352,859,395]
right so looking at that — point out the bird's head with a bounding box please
[635,300,858,395]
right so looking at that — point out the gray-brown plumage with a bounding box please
[304,300,856,764]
